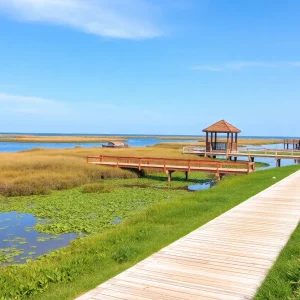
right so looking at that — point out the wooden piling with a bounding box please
[185,171,189,181]
[276,159,281,167]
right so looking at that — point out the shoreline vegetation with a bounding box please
[0,166,298,299]
[0,134,283,145]
[0,147,269,197]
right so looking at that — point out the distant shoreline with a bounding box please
[0,133,298,141]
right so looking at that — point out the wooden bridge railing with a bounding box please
[87,155,255,173]
[183,146,300,156]
[238,147,300,155]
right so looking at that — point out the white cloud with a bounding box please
[192,61,300,72]
[0,0,162,39]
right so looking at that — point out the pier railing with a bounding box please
[238,147,300,156]
[183,146,300,157]
[87,155,255,173]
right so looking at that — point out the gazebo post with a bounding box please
[227,133,229,148]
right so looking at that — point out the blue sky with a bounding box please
[0,0,299,136]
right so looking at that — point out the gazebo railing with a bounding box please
[212,142,227,151]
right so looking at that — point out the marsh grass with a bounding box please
[0,154,137,196]
[0,147,211,197]
[0,166,298,299]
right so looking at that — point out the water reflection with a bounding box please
[188,180,217,191]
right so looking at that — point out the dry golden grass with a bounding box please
[0,150,140,196]
[0,146,204,197]
[0,135,126,143]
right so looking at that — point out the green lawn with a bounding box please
[255,223,300,300]
[0,166,299,299]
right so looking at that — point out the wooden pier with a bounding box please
[183,147,300,167]
[87,155,255,181]
[76,170,300,300]
[284,139,300,149]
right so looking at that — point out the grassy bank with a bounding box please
[0,166,298,299]
[255,223,300,300]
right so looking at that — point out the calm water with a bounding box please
[0,138,198,153]
[0,212,77,265]
[1,132,298,153]
[237,143,300,168]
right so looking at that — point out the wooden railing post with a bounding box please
[138,159,141,170]
[164,160,166,172]
[188,160,191,172]
[117,158,119,168]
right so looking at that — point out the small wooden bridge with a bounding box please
[87,155,255,181]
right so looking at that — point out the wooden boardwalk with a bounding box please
[77,170,300,300]
[183,147,300,167]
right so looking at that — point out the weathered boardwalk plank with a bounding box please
[76,170,300,300]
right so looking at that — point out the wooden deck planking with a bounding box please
[90,162,251,174]
[76,170,300,300]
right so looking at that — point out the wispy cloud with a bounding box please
[192,61,300,72]
[0,93,66,115]
[0,93,54,104]
[0,0,162,39]
[0,93,163,126]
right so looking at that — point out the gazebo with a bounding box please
[203,120,241,152]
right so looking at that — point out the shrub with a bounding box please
[81,183,116,194]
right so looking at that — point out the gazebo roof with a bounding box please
[202,120,241,133]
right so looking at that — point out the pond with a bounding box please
[188,180,217,191]
[0,212,77,265]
